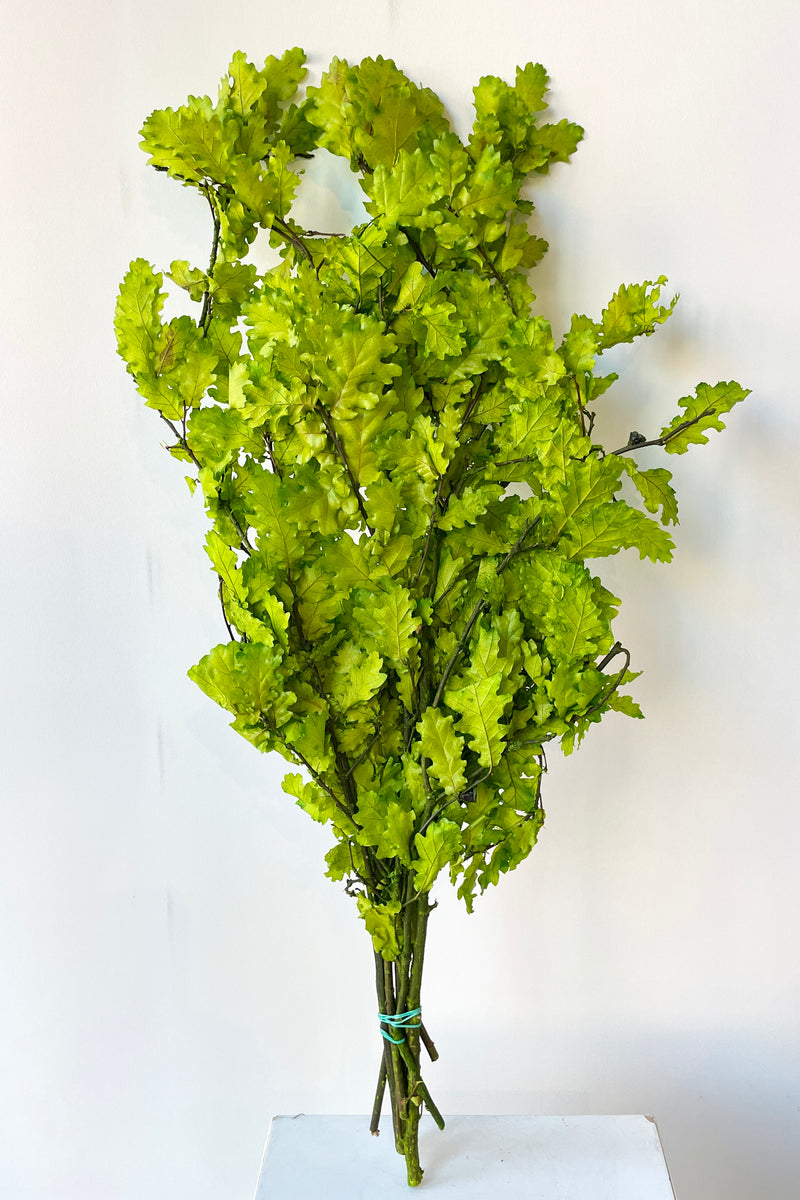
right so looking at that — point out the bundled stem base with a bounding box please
[370,892,442,1186]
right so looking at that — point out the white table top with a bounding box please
[254,1114,676,1198]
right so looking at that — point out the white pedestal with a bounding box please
[254,1114,676,1198]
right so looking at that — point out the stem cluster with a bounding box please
[370,881,442,1187]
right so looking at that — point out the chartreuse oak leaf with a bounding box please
[365,147,445,226]
[561,314,599,374]
[317,317,401,416]
[561,502,675,563]
[659,381,749,454]
[208,261,258,306]
[258,47,308,115]
[452,146,517,220]
[312,54,447,171]
[169,260,207,302]
[412,820,463,892]
[546,454,625,538]
[417,708,467,797]
[283,773,356,833]
[355,791,414,864]
[140,96,230,185]
[204,530,246,602]
[417,298,466,358]
[188,406,262,470]
[521,118,584,173]
[294,564,343,640]
[514,62,549,113]
[439,484,504,532]
[133,318,217,420]
[357,896,401,960]
[430,132,470,197]
[244,469,301,570]
[325,838,365,883]
[220,51,268,117]
[189,641,295,729]
[114,259,165,377]
[599,277,678,349]
[329,644,387,712]
[336,400,389,488]
[624,463,679,525]
[355,579,417,669]
[444,673,507,771]
[358,68,446,167]
[549,571,614,661]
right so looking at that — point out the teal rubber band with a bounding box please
[378,1007,422,1044]
[380,1029,405,1045]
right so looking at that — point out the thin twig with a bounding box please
[399,226,437,277]
[217,578,236,641]
[317,402,374,534]
[573,374,587,436]
[475,244,516,314]
[419,1023,439,1062]
[369,1057,387,1135]
[430,517,541,708]
[271,215,314,267]
[458,374,487,436]
[278,736,355,825]
[610,407,717,457]
[412,475,447,587]
[199,185,222,331]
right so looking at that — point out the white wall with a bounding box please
[2,2,798,1197]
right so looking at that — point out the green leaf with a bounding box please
[560,503,675,563]
[357,895,401,960]
[417,708,467,797]
[430,132,470,197]
[205,530,246,601]
[412,819,462,892]
[209,261,258,305]
[140,96,230,185]
[598,277,678,350]
[244,469,301,570]
[551,573,614,660]
[355,580,417,668]
[355,792,414,864]
[366,148,445,226]
[546,454,625,538]
[444,674,507,770]
[561,314,599,374]
[514,62,549,113]
[114,259,165,377]
[325,838,364,883]
[624,463,679,524]
[439,484,503,531]
[660,381,749,454]
[169,260,207,302]
[188,406,262,470]
[133,317,217,420]
[189,641,295,729]
[282,772,354,832]
[521,119,584,173]
[221,51,268,116]
[417,297,466,358]
[328,644,387,711]
[452,146,517,220]
[316,316,401,417]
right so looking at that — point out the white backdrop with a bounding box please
[2,2,798,1197]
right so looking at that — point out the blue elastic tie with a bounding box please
[378,1007,422,1044]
